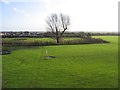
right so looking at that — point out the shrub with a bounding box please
[2,37,109,47]
[81,38,109,44]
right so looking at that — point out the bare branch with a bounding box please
[46,13,70,43]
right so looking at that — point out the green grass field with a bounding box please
[2,36,118,88]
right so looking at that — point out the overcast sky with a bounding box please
[0,0,119,32]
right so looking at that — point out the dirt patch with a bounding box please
[44,56,56,59]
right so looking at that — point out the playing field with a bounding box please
[2,36,118,88]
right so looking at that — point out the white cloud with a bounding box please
[1,0,30,17]
[13,7,30,17]
[1,0,10,4]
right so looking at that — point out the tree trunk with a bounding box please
[56,37,59,44]
[55,27,60,44]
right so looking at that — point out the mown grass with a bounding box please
[2,36,118,88]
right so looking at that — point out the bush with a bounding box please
[60,38,109,45]
[81,38,109,44]
[2,37,109,47]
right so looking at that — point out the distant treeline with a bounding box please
[1,31,119,38]
[91,32,119,36]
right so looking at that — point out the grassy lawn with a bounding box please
[2,36,118,88]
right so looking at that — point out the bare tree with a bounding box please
[46,13,70,43]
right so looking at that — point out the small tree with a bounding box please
[46,13,70,44]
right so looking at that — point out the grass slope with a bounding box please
[2,36,118,88]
